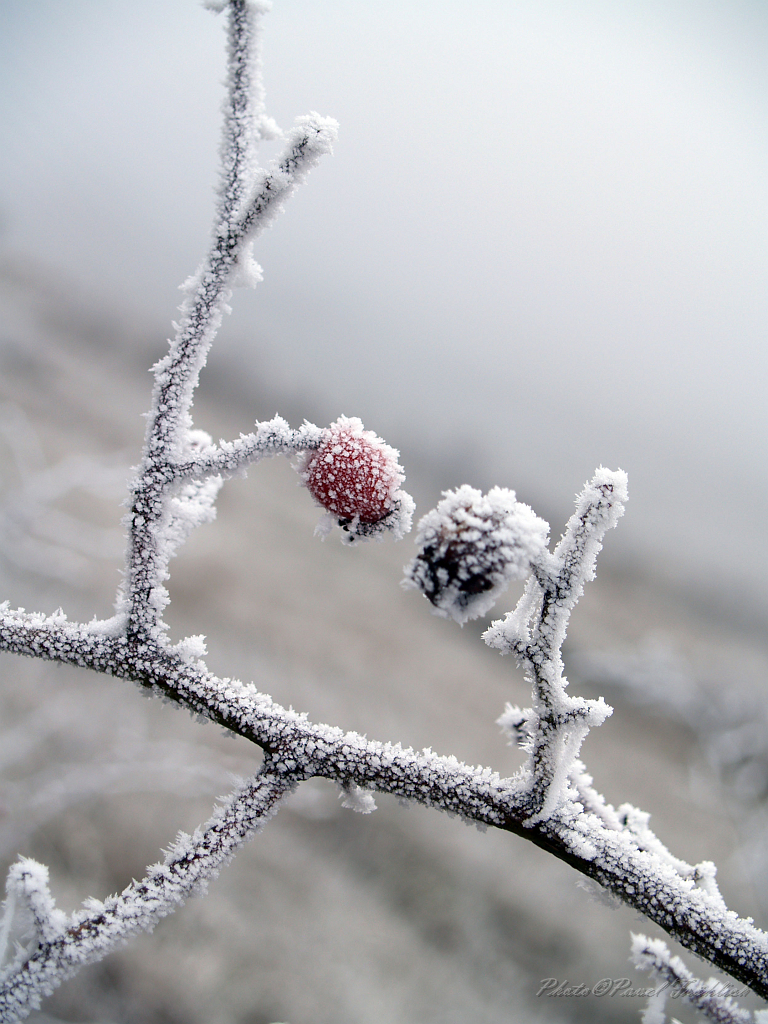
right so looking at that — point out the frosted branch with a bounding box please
[631,934,754,1024]
[214,0,280,234]
[484,468,627,820]
[0,769,291,1022]
[0,861,67,969]
[122,7,337,641]
[171,416,325,480]
[1,597,767,1003]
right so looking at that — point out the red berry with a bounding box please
[303,416,404,524]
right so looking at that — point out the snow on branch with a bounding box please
[122,3,339,643]
[2,584,768,1008]
[171,416,324,480]
[211,0,280,234]
[0,1,765,1021]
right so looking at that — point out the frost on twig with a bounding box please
[410,470,626,822]
[2,581,768,1013]
[0,770,291,1021]
[123,0,340,643]
[631,934,755,1024]
[0,861,67,974]
[339,782,378,814]
[484,468,627,820]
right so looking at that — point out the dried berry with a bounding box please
[403,485,549,623]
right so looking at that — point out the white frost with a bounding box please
[339,784,377,814]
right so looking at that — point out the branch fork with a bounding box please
[485,468,626,821]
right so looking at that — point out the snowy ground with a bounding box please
[1,262,767,1023]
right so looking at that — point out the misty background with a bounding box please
[0,0,766,620]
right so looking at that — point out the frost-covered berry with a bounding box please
[299,415,414,541]
[403,485,549,623]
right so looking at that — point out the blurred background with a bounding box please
[0,2,766,1022]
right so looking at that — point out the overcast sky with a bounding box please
[1,1,766,617]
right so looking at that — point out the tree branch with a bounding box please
[631,934,755,1024]
[0,768,290,1022]
[1,596,767,1001]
